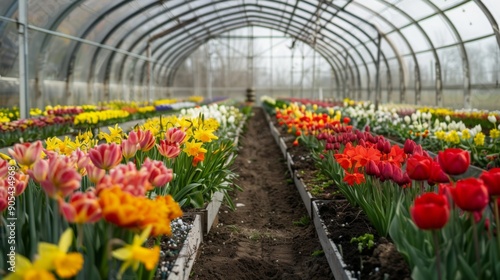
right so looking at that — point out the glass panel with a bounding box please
[0,21,18,108]
[386,32,411,56]
[483,0,500,25]
[465,37,498,85]
[399,24,432,52]
[396,0,434,20]
[437,46,463,86]
[419,15,457,48]
[429,0,468,10]
[446,2,494,41]
[0,0,17,16]
[375,4,411,28]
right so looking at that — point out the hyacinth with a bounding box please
[98,187,182,236]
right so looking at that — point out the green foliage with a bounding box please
[292,216,310,227]
[350,233,375,253]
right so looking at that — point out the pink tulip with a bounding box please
[165,127,186,145]
[32,155,81,198]
[14,173,29,196]
[142,158,173,187]
[157,140,181,159]
[89,143,122,171]
[8,141,43,167]
[0,186,7,212]
[71,149,90,172]
[136,129,156,151]
[121,138,139,160]
[85,163,106,184]
[0,160,7,178]
[59,189,102,224]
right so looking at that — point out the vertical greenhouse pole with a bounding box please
[147,41,152,103]
[270,29,273,96]
[374,30,382,110]
[206,42,212,102]
[290,46,294,97]
[18,0,30,119]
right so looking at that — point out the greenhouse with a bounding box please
[1,1,500,279]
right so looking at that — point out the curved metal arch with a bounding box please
[423,0,471,108]
[473,0,500,49]
[157,19,356,99]
[136,4,382,100]
[163,22,348,99]
[115,0,384,95]
[156,19,347,83]
[152,18,359,94]
[63,0,137,94]
[367,0,443,105]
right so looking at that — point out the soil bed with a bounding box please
[191,107,333,279]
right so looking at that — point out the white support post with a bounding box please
[18,0,30,119]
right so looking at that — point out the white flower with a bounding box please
[411,114,418,121]
[423,123,429,129]
[488,115,497,124]
[445,115,450,122]
[404,116,411,124]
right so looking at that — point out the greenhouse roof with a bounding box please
[0,0,499,116]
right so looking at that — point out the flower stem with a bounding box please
[471,214,481,278]
[433,230,442,280]
[494,197,500,254]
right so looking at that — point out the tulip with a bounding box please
[85,163,106,184]
[165,127,187,144]
[403,139,416,154]
[31,156,82,198]
[142,159,173,187]
[157,140,181,159]
[60,190,102,224]
[411,192,449,230]
[437,148,470,175]
[453,178,489,212]
[14,173,29,196]
[0,186,7,212]
[89,143,122,171]
[121,138,139,160]
[428,161,450,185]
[8,140,43,167]
[137,129,156,152]
[365,160,380,177]
[479,168,500,196]
[406,154,432,181]
[0,159,7,178]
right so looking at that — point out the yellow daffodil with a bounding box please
[99,124,125,144]
[183,139,207,157]
[36,228,84,278]
[461,129,471,140]
[490,128,500,139]
[4,255,56,280]
[445,130,460,144]
[5,228,83,280]
[474,132,485,146]
[203,118,219,130]
[193,129,218,143]
[111,225,160,278]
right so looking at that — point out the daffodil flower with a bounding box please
[5,228,83,280]
[112,225,160,278]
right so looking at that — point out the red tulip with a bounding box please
[343,117,350,124]
[428,161,450,185]
[406,154,432,181]
[89,143,122,171]
[480,168,500,196]
[437,148,470,175]
[365,160,380,177]
[59,190,102,224]
[452,178,489,212]
[403,139,416,154]
[411,192,449,230]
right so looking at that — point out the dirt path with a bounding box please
[191,107,333,280]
